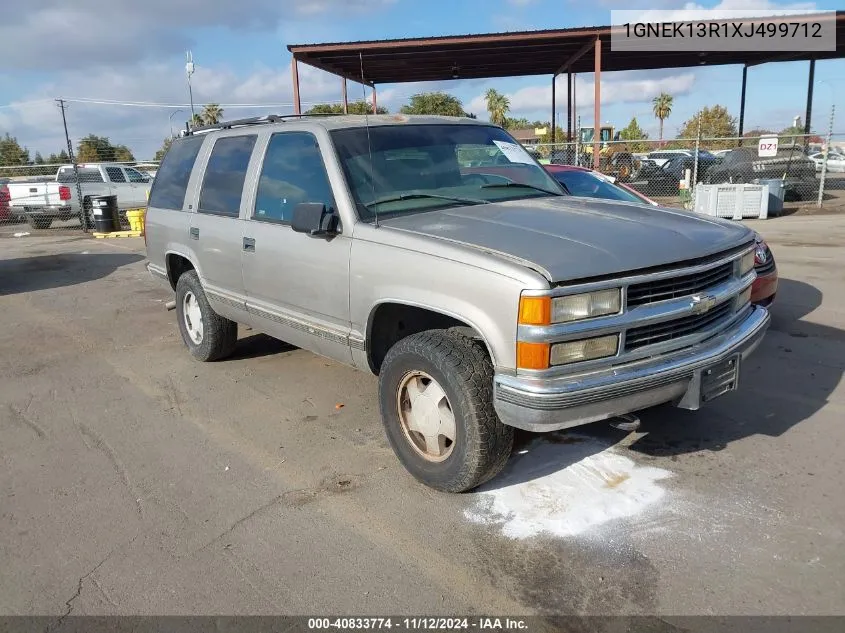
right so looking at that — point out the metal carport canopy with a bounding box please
[287,13,845,165]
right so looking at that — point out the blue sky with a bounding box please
[0,0,842,159]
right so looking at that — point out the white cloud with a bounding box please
[0,62,344,159]
[0,0,395,70]
[467,71,697,118]
[613,0,820,24]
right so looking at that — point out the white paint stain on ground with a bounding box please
[465,435,673,539]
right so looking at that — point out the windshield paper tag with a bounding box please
[493,140,535,165]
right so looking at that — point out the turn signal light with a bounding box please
[517,341,550,370]
[518,296,551,325]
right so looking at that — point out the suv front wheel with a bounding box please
[378,329,514,492]
[175,270,238,362]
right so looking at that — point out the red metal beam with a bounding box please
[342,77,348,114]
[593,37,601,170]
[372,85,377,114]
[291,57,301,115]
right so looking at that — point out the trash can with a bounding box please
[756,179,785,214]
[91,195,119,233]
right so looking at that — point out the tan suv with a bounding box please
[145,114,769,492]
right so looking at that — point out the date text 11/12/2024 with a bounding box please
[308,618,528,630]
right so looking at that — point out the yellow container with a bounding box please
[126,209,146,233]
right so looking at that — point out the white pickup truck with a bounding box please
[7,163,153,229]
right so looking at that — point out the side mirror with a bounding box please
[291,202,337,236]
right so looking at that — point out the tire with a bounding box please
[378,329,514,493]
[175,270,238,362]
[27,216,53,230]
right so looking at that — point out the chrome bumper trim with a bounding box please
[493,305,770,432]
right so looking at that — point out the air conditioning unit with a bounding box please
[693,184,769,220]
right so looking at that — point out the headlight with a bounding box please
[551,335,619,365]
[551,289,621,324]
[736,285,752,309]
[519,289,621,325]
[739,250,755,277]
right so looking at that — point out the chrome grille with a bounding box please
[625,301,733,351]
[627,261,734,307]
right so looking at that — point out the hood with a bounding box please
[379,196,753,283]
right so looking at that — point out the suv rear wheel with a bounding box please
[378,329,513,492]
[175,270,238,361]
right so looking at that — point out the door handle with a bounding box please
[190,227,199,240]
[243,237,256,252]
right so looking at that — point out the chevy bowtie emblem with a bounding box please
[690,294,717,315]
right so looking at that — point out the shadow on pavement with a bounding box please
[230,332,298,360]
[0,252,144,296]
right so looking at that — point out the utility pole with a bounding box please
[56,99,87,232]
[186,51,196,123]
[817,104,835,209]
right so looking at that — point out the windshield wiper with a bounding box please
[480,182,563,196]
[364,193,490,208]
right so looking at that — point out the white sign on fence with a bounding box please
[758,137,779,157]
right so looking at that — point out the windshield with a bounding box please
[549,169,647,205]
[330,124,564,220]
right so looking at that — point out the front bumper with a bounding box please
[493,305,770,432]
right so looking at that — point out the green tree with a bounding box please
[76,134,135,162]
[618,117,650,152]
[678,105,738,148]
[200,103,224,125]
[154,137,173,162]
[45,149,70,163]
[400,92,467,117]
[652,92,673,145]
[306,101,388,115]
[485,89,510,127]
[191,113,204,128]
[0,133,31,166]
[34,151,44,165]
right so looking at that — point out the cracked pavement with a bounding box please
[1,216,844,616]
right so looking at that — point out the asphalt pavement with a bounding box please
[1,215,843,617]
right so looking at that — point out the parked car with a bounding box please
[751,233,778,307]
[705,147,817,199]
[0,182,10,222]
[545,165,778,308]
[7,162,153,229]
[544,164,658,206]
[809,152,845,173]
[646,149,698,168]
[145,114,769,493]
[634,152,720,195]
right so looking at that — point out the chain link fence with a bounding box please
[1,158,159,232]
[527,132,845,215]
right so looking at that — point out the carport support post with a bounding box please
[291,57,301,115]
[804,59,815,147]
[566,71,573,142]
[738,64,747,146]
[593,37,601,170]
[372,85,377,114]
[551,74,556,143]
[342,78,348,114]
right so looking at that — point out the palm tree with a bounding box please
[200,103,224,125]
[190,113,204,128]
[485,89,510,127]
[652,92,673,146]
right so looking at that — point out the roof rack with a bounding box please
[185,113,345,135]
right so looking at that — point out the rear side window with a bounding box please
[105,167,126,182]
[148,135,205,211]
[57,168,104,183]
[198,135,257,217]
